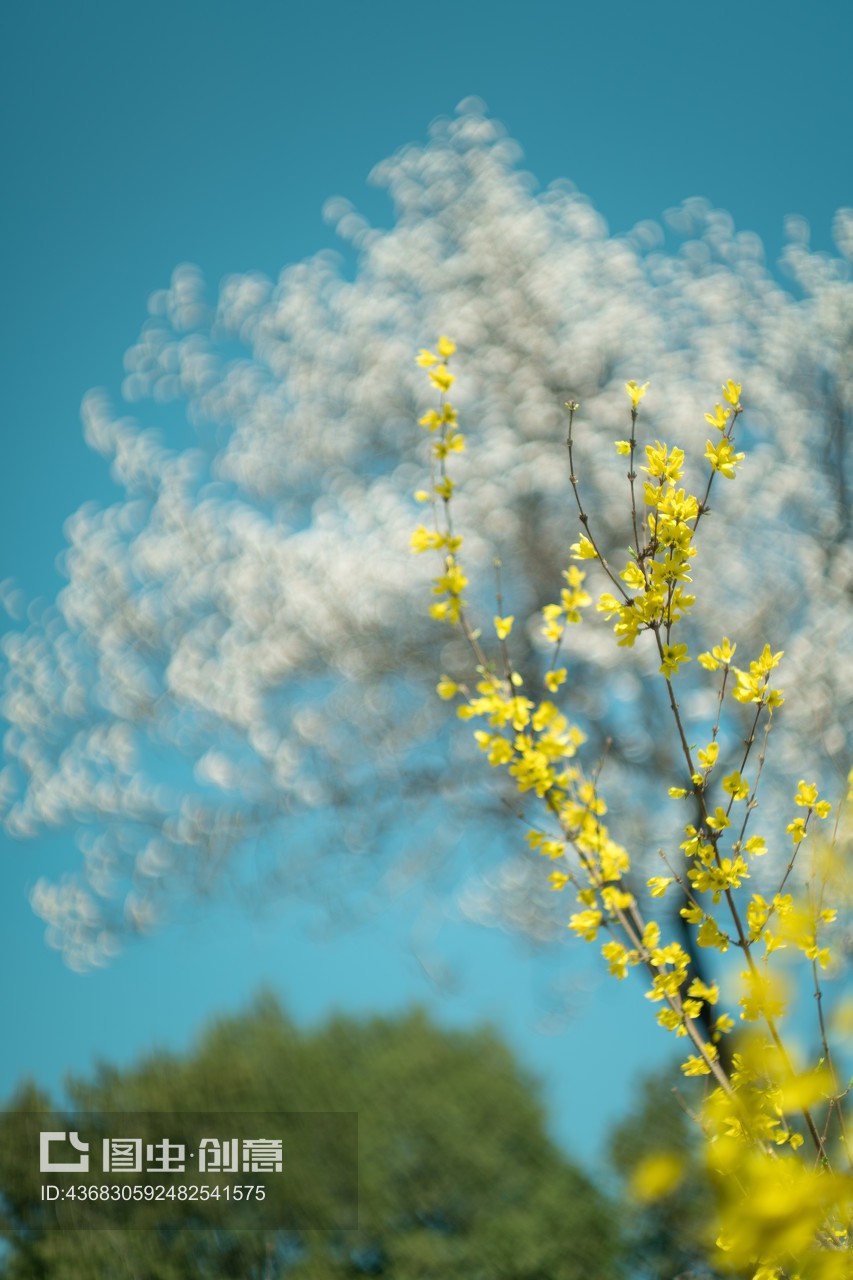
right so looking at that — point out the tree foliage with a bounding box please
[0,995,622,1278]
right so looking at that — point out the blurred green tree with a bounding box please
[0,994,622,1278]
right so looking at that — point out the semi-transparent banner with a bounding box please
[5,1111,358,1230]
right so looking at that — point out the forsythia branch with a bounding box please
[413,338,853,1279]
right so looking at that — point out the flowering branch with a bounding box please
[412,338,853,1278]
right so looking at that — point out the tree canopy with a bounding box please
[3,101,851,968]
[0,995,623,1278]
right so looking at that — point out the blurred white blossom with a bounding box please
[3,100,851,968]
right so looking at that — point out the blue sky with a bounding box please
[1,0,851,1175]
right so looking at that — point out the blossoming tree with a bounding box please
[2,102,851,971]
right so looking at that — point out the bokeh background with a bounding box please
[1,0,851,1203]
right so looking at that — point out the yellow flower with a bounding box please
[659,643,690,678]
[570,535,597,560]
[705,437,745,479]
[541,617,564,643]
[704,403,731,432]
[698,636,737,669]
[753,644,783,675]
[794,780,818,808]
[429,364,455,392]
[625,380,650,408]
[705,806,730,831]
[437,334,456,358]
[697,917,729,951]
[681,1052,714,1077]
[494,615,514,640]
[432,562,467,595]
[410,525,443,553]
[433,431,465,458]
[629,1151,685,1203]
[615,440,632,455]
[642,921,660,950]
[722,771,749,800]
[786,817,807,843]
[601,940,629,978]
[569,909,603,942]
[483,736,514,767]
[687,977,719,1004]
[429,599,456,623]
[620,561,645,590]
[642,440,684,482]
[722,378,741,406]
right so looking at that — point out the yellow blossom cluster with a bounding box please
[705,1041,853,1277]
[592,379,742,661]
[413,343,853,1277]
[411,337,468,624]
